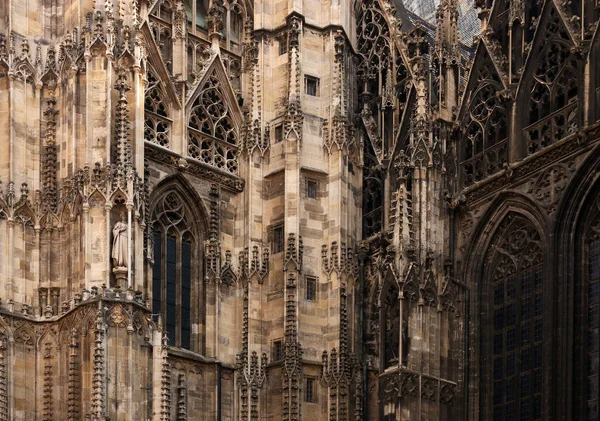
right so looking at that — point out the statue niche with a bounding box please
[111,211,129,287]
[112,212,128,269]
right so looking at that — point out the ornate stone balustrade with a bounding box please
[525,101,578,156]
[461,138,508,187]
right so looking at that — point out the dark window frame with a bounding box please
[272,224,285,254]
[306,276,317,301]
[274,124,284,143]
[151,190,202,352]
[305,75,320,97]
[272,339,283,361]
[306,179,318,199]
[305,377,317,403]
[278,34,288,55]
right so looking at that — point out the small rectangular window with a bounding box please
[305,377,316,403]
[306,180,318,199]
[273,339,283,361]
[279,35,288,55]
[306,276,317,301]
[274,124,284,143]
[305,76,320,97]
[273,225,285,254]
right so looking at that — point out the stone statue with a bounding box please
[112,213,128,268]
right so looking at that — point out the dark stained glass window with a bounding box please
[492,263,543,421]
[182,237,192,350]
[305,378,316,403]
[588,238,600,420]
[152,230,162,316]
[489,219,543,420]
[152,192,197,350]
[166,235,177,344]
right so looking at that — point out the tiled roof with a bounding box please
[401,0,480,46]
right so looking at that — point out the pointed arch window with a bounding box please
[152,192,195,349]
[525,7,579,155]
[145,67,172,148]
[187,72,239,174]
[486,218,544,420]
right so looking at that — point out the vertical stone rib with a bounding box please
[91,304,106,420]
[67,329,80,421]
[114,72,132,169]
[0,337,7,421]
[42,94,58,213]
[177,373,187,420]
[160,336,171,421]
[42,342,53,421]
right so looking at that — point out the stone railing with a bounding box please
[378,366,457,405]
[525,100,578,156]
[461,139,508,187]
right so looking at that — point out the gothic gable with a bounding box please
[186,55,243,175]
[517,0,578,99]
[457,42,509,186]
[186,55,243,130]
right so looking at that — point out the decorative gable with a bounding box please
[186,55,243,175]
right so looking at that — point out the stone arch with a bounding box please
[552,141,600,418]
[149,174,208,351]
[462,193,551,420]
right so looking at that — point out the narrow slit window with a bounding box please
[273,225,285,254]
[307,180,318,199]
[306,276,317,301]
[274,124,284,143]
[305,76,320,97]
[279,35,288,55]
[273,339,283,361]
[305,378,316,403]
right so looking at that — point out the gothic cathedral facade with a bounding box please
[0,0,599,419]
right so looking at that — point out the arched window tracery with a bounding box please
[357,0,405,148]
[188,72,239,174]
[485,217,544,420]
[152,191,196,350]
[144,67,172,148]
[525,7,579,156]
[460,79,508,187]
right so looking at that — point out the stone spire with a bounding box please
[435,0,459,61]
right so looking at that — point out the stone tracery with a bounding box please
[144,66,172,148]
[188,72,239,174]
[525,6,579,155]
